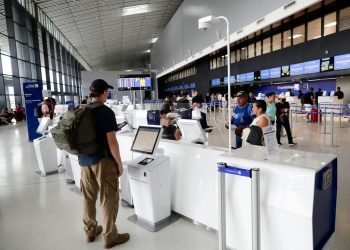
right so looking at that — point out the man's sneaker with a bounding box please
[87,225,103,242]
[288,142,297,147]
[278,142,282,145]
[105,233,130,249]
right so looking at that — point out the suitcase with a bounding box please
[310,108,321,123]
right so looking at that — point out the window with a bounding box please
[236,49,241,62]
[283,30,291,48]
[307,18,321,40]
[248,43,254,58]
[241,47,247,60]
[272,33,281,51]
[340,7,350,31]
[1,54,12,75]
[230,50,235,63]
[263,38,271,54]
[255,41,261,56]
[293,25,305,45]
[324,12,336,36]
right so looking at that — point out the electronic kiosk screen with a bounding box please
[131,126,162,155]
[36,117,51,134]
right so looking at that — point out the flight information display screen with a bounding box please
[211,78,221,86]
[117,76,151,90]
[290,63,304,76]
[270,67,281,78]
[238,73,247,82]
[304,60,320,74]
[224,76,236,84]
[321,57,334,72]
[260,69,270,80]
[334,53,350,70]
[246,72,254,82]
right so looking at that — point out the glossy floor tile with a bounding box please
[0,112,349,250]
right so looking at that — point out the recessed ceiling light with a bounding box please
[151,37,158,43]
[122,4,149,16]
[125,69,132,72]
[144,49,151,53]
[324,21,337,28]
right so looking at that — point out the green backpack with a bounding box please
[50,102,103,155]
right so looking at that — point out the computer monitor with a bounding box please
[36,117,51,135]
[121,105,128,112]
[131,126,163,155]
[147,110,161,125]
[177,119,207,144]
[133,110,148,129]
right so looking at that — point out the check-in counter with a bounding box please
[319,96,344,113]
[68,131,336,250]
[219,147,336,250]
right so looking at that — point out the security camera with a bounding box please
[198,15,216,31]
[198,22,210,31]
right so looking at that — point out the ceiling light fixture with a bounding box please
[151,37,158,43]
[122,4,149,16]
[144,49,151,53]
[324,21,337,28]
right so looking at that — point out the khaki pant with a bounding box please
[81,158,119,244]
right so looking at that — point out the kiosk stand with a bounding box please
[127,126,177,232]
[177,119,207,144]
[33,117,59,176]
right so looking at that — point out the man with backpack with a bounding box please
[77,79,130,248]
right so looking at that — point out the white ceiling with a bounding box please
[33,0,183,71]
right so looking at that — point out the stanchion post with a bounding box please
[218,163,226,250]
[290,108,293,135]
[251,168,261,250]
[331,112,334,147]
[295,106,297,122]
[323,107,327,134]
[339,104,342,128]
[318,107,321,125]
[214,101,216,121]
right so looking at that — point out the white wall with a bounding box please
[336,76,350,104]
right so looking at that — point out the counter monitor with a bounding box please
[131,126,162,155]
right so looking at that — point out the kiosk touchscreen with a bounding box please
[131,126,162,156]
[36,117,51,135]
[177,119,207,144]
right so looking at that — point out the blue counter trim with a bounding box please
[217,165,252,178]
[313,158,337,250]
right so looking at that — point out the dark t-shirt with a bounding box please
[78,105,118,166]
[334,91,344,99]
[303,92,314,105]
[276,101,290,119]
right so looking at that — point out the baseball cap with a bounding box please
[89,79,113,92]
[236,91,247,97]
[192,95,204,103]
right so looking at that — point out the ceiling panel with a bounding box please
[33,0,182,70]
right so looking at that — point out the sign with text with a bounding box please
[23,82,43,141]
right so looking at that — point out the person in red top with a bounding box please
[15,104,24,121]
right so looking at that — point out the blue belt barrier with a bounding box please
[217,163,252,178]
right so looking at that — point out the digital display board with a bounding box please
[290,63,304,76]
[246,72,254,82]
[304,59,320,74]
[224,76,236,84]
[238,73,247,82]
[190,83,197,89]
[270,67,281,79]
[117,76,151,90]
[281,65,290,77]
[183,84,189,89]
[321,57,334,72]
[260,69,270,80]
[334,53,350,70]
[211,78,221,86]
[254,71,261,81]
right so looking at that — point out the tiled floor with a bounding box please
[0,111,349,250]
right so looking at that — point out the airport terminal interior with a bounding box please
[1,0,350,249]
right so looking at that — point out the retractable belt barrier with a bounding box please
[217,163,261,250]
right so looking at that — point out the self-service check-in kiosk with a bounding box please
[127,126,173,231]
[33,117,59,176]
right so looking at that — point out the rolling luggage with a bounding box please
[310,108,321,123]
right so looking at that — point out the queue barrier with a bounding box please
[217,163,260,250]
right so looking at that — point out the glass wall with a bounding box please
[0,0,86,110]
